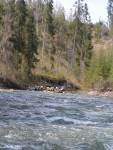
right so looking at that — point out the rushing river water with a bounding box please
[0,91,113,150]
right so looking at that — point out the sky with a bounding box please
[54,0,108,23]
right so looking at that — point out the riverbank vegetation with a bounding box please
[0,0,113,91]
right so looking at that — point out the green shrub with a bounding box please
[83,48,113,89]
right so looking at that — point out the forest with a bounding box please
[0,0,113,91]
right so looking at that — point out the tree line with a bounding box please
[0,0,113,90]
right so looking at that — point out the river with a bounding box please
[0,91,113,150]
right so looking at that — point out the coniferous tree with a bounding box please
[46,0,54,36]
[9,0,38,77]
[82,3,93,67]
[25,8,38,72]
[46,0,56,69]
[14,0,27,53]
[72,0,93,80]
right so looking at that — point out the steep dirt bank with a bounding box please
[0,78,22,89]
[27,75,81,92]
[1,76,113,97]
[0,76,81,92]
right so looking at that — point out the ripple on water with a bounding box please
[0,91,113,149]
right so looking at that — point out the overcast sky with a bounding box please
[54,0,108,23]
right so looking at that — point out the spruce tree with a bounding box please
[14,0,27,53]
[46,0,56,69]
[73,0,93,80]
[9,0,38,76]
[25,8,38,72]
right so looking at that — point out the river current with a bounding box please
[0,91,113,150]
